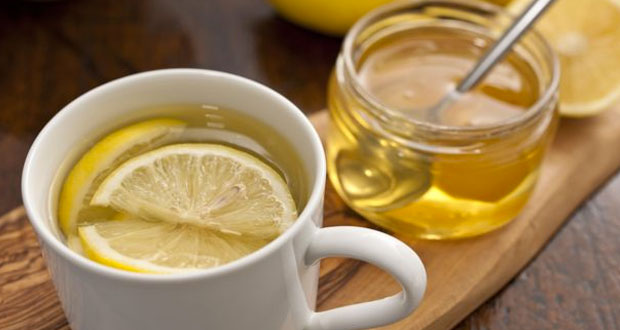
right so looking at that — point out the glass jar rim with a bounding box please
[341,0,560,134]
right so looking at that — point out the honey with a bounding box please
[326,0,559,239]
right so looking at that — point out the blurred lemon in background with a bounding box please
[269,0,393,35]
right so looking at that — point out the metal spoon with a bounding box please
[428,0,557,121]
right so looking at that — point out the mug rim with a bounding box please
[21,68,327,283]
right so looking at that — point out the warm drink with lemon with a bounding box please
[327,0,559,239]
[56,105,305,273]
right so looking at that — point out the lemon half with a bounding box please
[90,143,297,239]
[508,0,620,116]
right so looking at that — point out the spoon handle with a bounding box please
[456,0,557,93]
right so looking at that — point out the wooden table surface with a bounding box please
[0,0,618,329]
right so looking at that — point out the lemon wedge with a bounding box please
[79,218,269,273]
[90,144,297,239]
[58,119,186,237]
[508,0,620,116]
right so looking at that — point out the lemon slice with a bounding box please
[90,144,297,239]
[79,218,269,273]
[58,118,186,237]
[508,0,620,116]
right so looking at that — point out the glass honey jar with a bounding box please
[326,0,559,239]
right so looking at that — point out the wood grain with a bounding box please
[455,177,620,330]
[0,0,619,329]
[0,207,68,330]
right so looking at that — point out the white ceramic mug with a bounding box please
[22,69,427,330]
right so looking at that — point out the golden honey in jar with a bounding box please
[327,0,559,239]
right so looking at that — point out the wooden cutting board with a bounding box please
[1,106,619,330]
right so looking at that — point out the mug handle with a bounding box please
[304,226,427,330]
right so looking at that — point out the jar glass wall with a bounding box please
[326,0,559,239]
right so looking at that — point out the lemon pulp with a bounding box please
[57,118,186,237]
[90,144,297,240]
[79,218,269,274]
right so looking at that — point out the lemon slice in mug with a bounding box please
[79,218,269,273]
[90,143,297,239]
[58,118,186,237]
